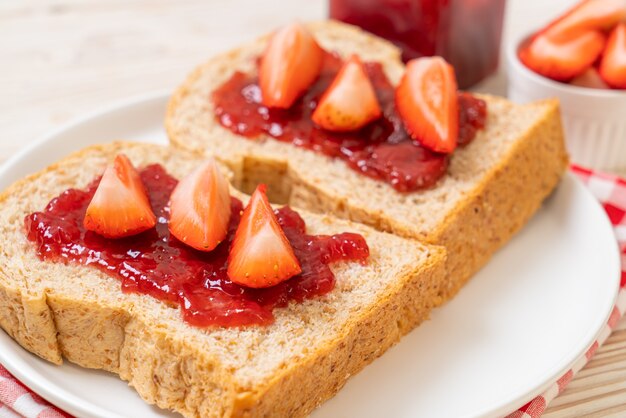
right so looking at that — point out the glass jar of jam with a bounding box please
[329,0,506,89]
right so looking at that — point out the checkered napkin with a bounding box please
[1,165,625,418]
[0,366,69,418]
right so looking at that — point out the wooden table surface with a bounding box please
[1,1,626,417]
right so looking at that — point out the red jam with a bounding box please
[212,54,487,192]
[329,0,506,89]
[24,164,369,327]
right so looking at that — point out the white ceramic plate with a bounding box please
[0,93,620,418]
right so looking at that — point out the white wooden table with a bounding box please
[1,0,625,416]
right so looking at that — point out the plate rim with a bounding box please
[476,173,621,417]
[0,91,621,418]
[0,333,127,418]
[0,89,171,183]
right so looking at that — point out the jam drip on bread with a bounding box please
[213,57,486,192]
[212,24,487,192]
[24,164,369,327]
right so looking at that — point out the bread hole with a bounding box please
[240,156,292,204]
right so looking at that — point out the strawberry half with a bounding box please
[311,55,382,132]
[395,57,459,154]
[227,184,301,288]
[519,30,606,81]
[168,159,232,251]
[599,23,626,88]
[84,154,156,238]
[259,22,324,109]
[544,0,626,41]
[570,66,611,88]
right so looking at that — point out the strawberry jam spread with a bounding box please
[24,164,369,327]
[212,54,487,192]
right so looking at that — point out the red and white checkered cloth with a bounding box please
[1,165,625,418]
[0,366,69,418]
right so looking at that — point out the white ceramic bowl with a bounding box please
[506,34,626,171]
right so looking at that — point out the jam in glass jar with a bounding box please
[329,0,506,89]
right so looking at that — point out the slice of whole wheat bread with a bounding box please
[0,142,446,418]
[166,20,569,304]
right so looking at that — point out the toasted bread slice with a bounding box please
[166,20,569,303]
[0,142,445,418]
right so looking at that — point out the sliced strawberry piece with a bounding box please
[312,55,382,132]
[519,30,606,81]
[227,184,301,288]
[544,0,626,41]
[84,154,156,238]
[570,66,611,88]
[259,22,324,109]
[395,57,459,154]
[599,23,626,88]
[168,159,232,251]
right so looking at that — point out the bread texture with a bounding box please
[0,142,446,417]
[166,20,569,303]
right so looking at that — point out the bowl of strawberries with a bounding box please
[507,0,626,171]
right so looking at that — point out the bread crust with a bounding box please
[0,142,446,417]
[165,20,569,304]
[429,98,567,299]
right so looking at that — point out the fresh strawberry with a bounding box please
[518,30,606,81]
[544,0,626,41]
[84,154,156,238]
[168,159,232,251]
[259,22,324,108]
[599,23,626,88]
[570,66,611,88]
[395,57,459,154]
[227,184,301,288]
[311,55,382,131]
